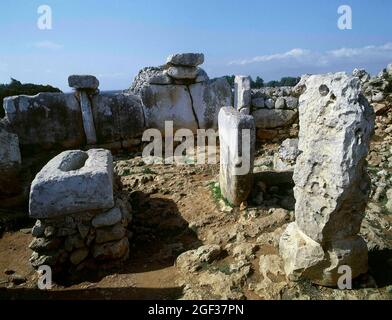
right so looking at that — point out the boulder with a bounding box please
[252,109,297,129]
[252,98,265,109]
[218,107,255,206]
[166,53,204,67]
[195,68,209,83]
[275,97,286,109]
[29,149,114,218]
[92,207,122,228]
[273,138,299,171]
[68,75,99,90]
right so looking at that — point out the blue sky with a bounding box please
[0,0,392,91]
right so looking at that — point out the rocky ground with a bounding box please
[0,142,391,300]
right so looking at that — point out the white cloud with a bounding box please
[229,48,311,65]
[33,40,63,50]
[229,42,392,66]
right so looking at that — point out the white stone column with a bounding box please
[234,76,251,115]
[218,107,255,206]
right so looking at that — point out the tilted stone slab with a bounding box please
[218,107,255,206]
[29,149,114,218]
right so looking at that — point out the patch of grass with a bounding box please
[208,182,232,207]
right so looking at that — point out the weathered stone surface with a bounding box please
[92,207,122,228]
[284,97,299,110]
[68,75,99,90]
[141,84,198,133]
[353,68,371,83]
[176,244,222,273]
[294,73,374,243]
[31,220,45,237]
[0,125,22,198]
[234,76,251,113]
[280,73,374,286]
[264,98,275,109]
[189,78,232,130]
[95,223,126,244]
[195,68,209,83]
[166,53,204,67]
[275,97,286,109]
[219,107,256,206]
[79,91,97,145]
[70,248,89,265]
[273,138,299,171]
[129,67,169,95]
[29,149,114,218]
[29,237,62,253]
[167,66,198,80]
[3,93,85,152]
[252,109,297,129]
[141,78,232,133]
[252,98,265,109]
[93,237,129,260]
[92,92,145,143]
[386,63,392,76]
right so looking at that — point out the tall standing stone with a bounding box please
[234,76,251,114]
[279,73,375,286]
[218,107,255,206]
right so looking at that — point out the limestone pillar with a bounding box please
[279,73,375,286]
[218,107,255,206]
[234,76,251,115]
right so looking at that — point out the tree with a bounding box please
[251,76,264,89]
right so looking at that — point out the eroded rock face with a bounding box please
[3,93,85,152]
[280,72,375,286]
[219,107,256,206]
[29,149,114,218]
[92,92,145,143]
[0,125,22,198]
[273,138,299,171]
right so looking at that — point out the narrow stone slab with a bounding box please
[80,91,97,145]
[68,75,99,90]
[167,66,198,80]
[29,149,114,218]
[218,107,255,206]
[234,76,251,113]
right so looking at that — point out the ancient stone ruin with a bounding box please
[28,149,131,273]
[279,73,375,286]
[1,52,391,300]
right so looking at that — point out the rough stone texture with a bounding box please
[280,72,375,286]
[219,107,256,206]
[29,149,114,218]
[92,207,122,228]
[189,78,232,130]
[275,97,286,109]
[195,68,209,83]
[234,76,251,113]
[3,93,85,152]
[141,84,198,133]
[141,78,232,133]
[93,237,129,260]
[0,125,22,199]
[91,92,145,143]
[252,98,265,109]
[68,75,99,90]
[167,66,198,80]
[166,53,204,67]
[129,67,171,96]
[252,109,297,129]
[273,138,299,171]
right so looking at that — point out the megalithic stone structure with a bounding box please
[218,107,255,206]
[279,73,375,286]
[234,76,251,115]
[68,75,99,145]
